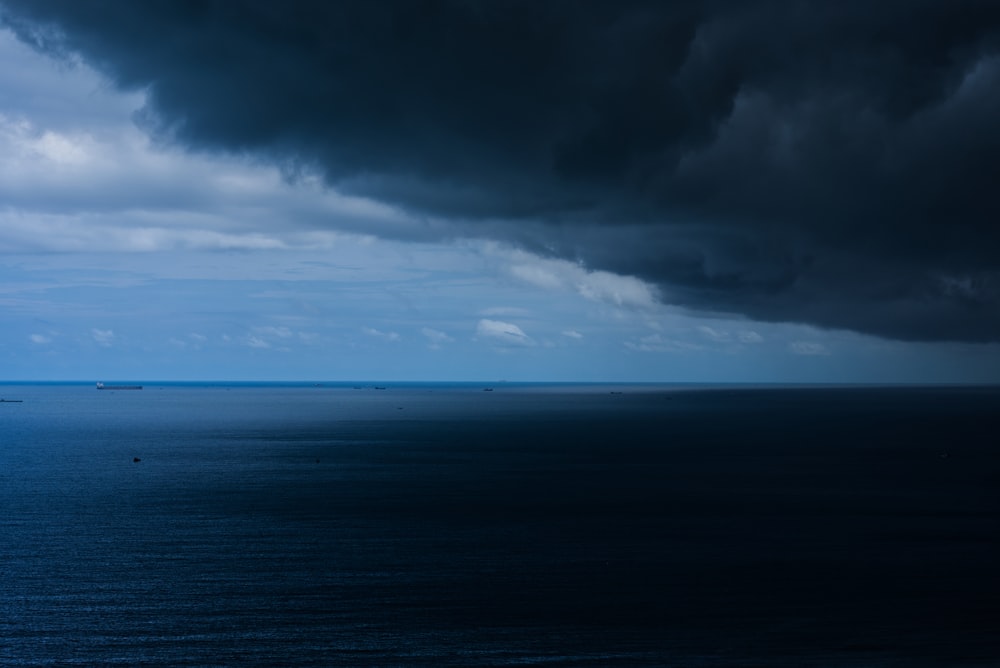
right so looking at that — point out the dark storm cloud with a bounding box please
[3,0,1000,341]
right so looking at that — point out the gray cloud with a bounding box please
[3,1,999,341]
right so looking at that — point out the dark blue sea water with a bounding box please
[2,383,999,666]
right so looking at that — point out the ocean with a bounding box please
[1,383,998,666]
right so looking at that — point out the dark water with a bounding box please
[2,383,999,666]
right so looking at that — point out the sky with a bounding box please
[1,1,998,383]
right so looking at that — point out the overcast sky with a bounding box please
[1,1,998,382]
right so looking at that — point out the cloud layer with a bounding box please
[3,1,999,341]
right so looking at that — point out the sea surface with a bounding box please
[1,382,999,666]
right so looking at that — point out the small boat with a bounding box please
[0,398,23,403]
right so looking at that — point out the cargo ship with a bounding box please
[96,382,143,390]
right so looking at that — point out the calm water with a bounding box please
[2,383,999,666]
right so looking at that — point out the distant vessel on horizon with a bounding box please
[96,382,143,390]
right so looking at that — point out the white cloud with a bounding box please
[789,341,830,356]
[492,246,658,309]
[90,328,114,347]
[509,263,564,290]
[575,270,658,309]
[362,326,401,342]
[476,318,533,347]
[625,333,702,353]
[562,329,583,339]
[697,325,730,342]
[246,336,270,349]
[29,333,51,344]
[0,124,416,251]
[421,327,454,346]
[30,129,92,165]
[738,330,764,343]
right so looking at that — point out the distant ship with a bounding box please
[96,382,143,390]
